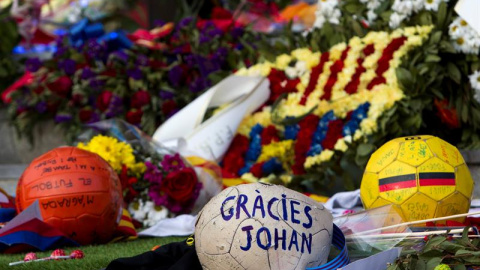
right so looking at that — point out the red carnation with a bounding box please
[46,76,72,98]
[126,109,143,125]
[79,107,93,123]
[131,90,151,108]
[96,90,113,112]
[222,152,245,176]
[367,76,386,90]
[261,125,279,145]
[322,119,344,150]
[250,162,264,178]
[162,100,177,116]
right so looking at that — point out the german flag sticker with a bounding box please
[419,172,455,187]
[379,174,416,192]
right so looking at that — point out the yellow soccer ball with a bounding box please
[360,135,474,224]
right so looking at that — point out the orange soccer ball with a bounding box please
[16,146,123,245]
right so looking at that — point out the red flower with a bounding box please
[79,107,93,123]
[212,6,233,20]
[267,69,300,103]
[96,91,113,112]
[130,90,151,108]
[72,93,85,106]
[250,162,264,178]
[261,125,279,145]
[367,76,386,90]
[363,44,375,56]
[230,134,250,152]
[47,76,72,98]
[322,119,344,150]
[47,101,60,113]
[434,99,460,129]
[222,152,245,176]
[126,109,143,125]
[161,167,198,203]
[162,100,177,116]
[301,52,330,105]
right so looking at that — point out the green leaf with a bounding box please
[454,265,467,270]
[447,63,462,84]
[416,259,427,270]
[438,240,465,253]
[396,67,413,88]
[425,55,441,63]
[423,236,446,253]
[455,250,480,264]
[357,143,375,156]
[429,31,443,45]
[426,257,442,270]
[436,2,447,29]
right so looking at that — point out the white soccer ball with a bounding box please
[195,183,333,270]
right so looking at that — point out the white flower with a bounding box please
[128,200,147,222]
[143,204,169,227]
[424,0,442,11]
[314,0,341,28]
[449,19,464,39]
[392,0,414,16]
[389,12,407,29]
[412,0,424,12]
[367,10,378,22]
[469,71,480,91]
[366,0,381,10]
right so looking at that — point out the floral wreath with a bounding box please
[221,26,433,192]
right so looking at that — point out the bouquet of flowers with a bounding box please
[75,119,222,227]
[309,0,480,149]
[2,7,266,144]
[221,25,433,194]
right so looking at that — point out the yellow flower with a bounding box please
[258,140,295,168]
[241,173,259,183]
[275,54,292,70]
[77,135,139,172]
[334,139,348,152]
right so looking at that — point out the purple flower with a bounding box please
[105,95,124,118]
[136,55,149,66]
[215,47,228,59]
[25,58,42,72]
[81,68,95,80]
[161,153,185,172]
[127,68,142,80]
[199,34,211,44]
[231,27,244,39]
[153,19,166,27]
[207,27,222,38]
[144,161,163,184]
[59,59,76,75]
[159,90,174,100]
[113,50,129,62]
[86,40,106,60]
[177,17,193,29]
[168,65,183,87]
[35,101,47,113]
[189,77,210,93]
[88,111,100,123]
[196,55,220,77]
[89,78,105,92]
[53,46,67,58]
[54,113,73,123]
[184,54,196,66]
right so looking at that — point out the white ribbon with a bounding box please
[153,75,269,162]
[455,0,480,35]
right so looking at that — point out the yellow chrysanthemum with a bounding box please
[77,135,140,172]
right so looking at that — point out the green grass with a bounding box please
[0,236,186,270]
